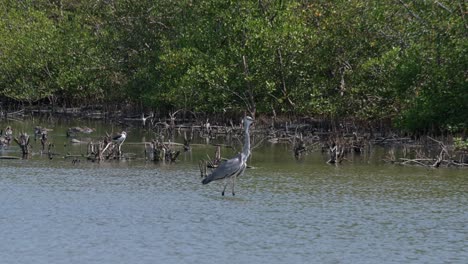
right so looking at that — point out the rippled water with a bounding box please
[0,119,467,263]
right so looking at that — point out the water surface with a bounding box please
[0,119,467,263]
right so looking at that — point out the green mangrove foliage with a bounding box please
[0,0,466,132]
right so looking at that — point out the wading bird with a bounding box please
[112,131,127,157]
[202,116,254,196]
[5,126,12,138]
[112,131,127,145]
[4,126,13,145]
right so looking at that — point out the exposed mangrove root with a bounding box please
[199,144,231,178]
[384,136,468,168]
[206,145,222,168]
[14,132,31,158]
[327,142,346,164]
[40,132,48,152]
[293,136,307,158]
[6,109,25,118]
[323,134,366,164]
[34,126,53,141]
[292,132,319,159]
[86,133,127,161]
[87,140,109,161]
[183,131,192,152]
[47,143,56,160]
[0,111,466,169]
[199,160,207,178]
[146,139,180,162]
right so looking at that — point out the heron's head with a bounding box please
[121,131,127,136]
[243,116,254,127]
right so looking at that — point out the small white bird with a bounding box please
[112,131,127,144]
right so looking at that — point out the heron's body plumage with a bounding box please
[113,131,127,144]
[202,153,247,184]
[201,116,254,195]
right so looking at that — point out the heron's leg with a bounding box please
[222,178,228,196]
[118,139,126,158]
[231,175,237,196]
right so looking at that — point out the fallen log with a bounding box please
[0,156,20,159]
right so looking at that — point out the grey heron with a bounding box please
[202,116,254,196]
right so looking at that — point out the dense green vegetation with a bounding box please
[0,0,466,132]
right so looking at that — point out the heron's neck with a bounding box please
[242,125,251,159]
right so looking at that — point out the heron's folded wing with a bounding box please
[207,154,243,181]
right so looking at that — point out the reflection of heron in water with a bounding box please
[202,116,254,196]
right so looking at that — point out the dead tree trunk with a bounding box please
[14,133,31,158]
[40,132,48,153]
[207,145,222,168]
[327,142,345,164]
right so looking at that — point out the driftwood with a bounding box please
[398,158,468,167]
[384,136,468,168]
[6,109,25,118]
[0,156,21,159]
